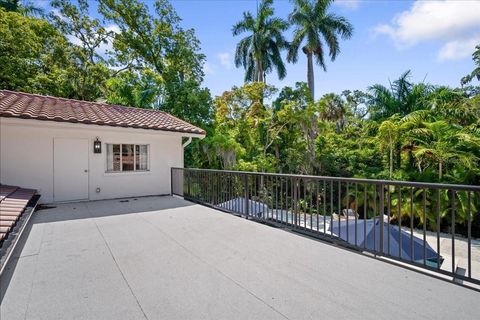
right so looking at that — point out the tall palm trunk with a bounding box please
[256,57,264,83]
[305,50,316,172]
[255,56,266,104]
[306,51,314,99]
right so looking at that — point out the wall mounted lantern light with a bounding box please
[93,137,102,154]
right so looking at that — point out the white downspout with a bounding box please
[182,137,193,148]
[181,137,193,169]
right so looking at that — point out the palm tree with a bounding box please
[368,71,432,121]
[232,0,289,83]
[408,121,479,181]
[319,93,346,132]
[288,0,353,100]
[377,116,401,179]
[427,86,479,126]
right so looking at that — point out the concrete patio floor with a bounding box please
[1,196,479,320]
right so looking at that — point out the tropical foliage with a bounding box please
[201,72,479,233]
[204,73,479,184]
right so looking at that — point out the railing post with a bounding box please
[186,170,190,199]
[244,173,249,218]
[293,177,298,227]
[451,189,456,276]
[379,183,384,256]
[170,167,174,196]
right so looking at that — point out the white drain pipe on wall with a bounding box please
[182,137,193,148]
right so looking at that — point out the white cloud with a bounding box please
[217,52,233,70]
[438,36,480,61]
[334,0,361,10]
[203,62,215,75]
[374,0,480,61]
[106,24,121,34]
[97,24,120,55]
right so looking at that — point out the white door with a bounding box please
[54,138,89,202]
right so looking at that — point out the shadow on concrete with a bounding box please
[33,195,195,224]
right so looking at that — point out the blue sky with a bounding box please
[171,0,480,97]
[40,0,480,98]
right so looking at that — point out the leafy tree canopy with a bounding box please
[0,9,69,95]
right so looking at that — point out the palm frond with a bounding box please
[320,27,340,60]
[288,0,353,73]
[234,36,252,68]
[232,0,289,82]
[269,43,287,80]
[322,13,354,40]
[232,12,255,36]
[287,28,307,63]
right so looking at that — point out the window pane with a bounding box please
[136,145,148,171]
[122,144,134,171]
[107,144,121,171]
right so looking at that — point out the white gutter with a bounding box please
[182,131,205,149]
[182,137,193,148]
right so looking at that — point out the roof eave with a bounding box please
[0,115,206,137]
[182,132,206,139]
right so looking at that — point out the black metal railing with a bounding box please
[171,167,480,286]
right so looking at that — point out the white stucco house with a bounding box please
[0,90,205,203]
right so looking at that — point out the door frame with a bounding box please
[53,137,90,202]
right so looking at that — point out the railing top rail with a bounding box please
[172,167,480,191]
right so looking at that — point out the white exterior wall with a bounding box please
[0,117,198,203]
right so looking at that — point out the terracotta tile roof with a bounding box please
[0,90,206,135]
[0,185,36,243]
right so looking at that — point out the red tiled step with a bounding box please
[0,187,36,244]
[7,190,36,197]
[0,215,18,221]
[0,208,28,212]
[2,197,34,203]
[0,204,25,208]
[0,186,19,203]
[0,210,22,216]
[0,209,24,215]
[0,220,14,228]
[1,197,31,202]
[2,197,31,201]
[3,202,30,206]
[0,185,18,196]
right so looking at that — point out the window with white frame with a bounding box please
[106,144,149,172]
